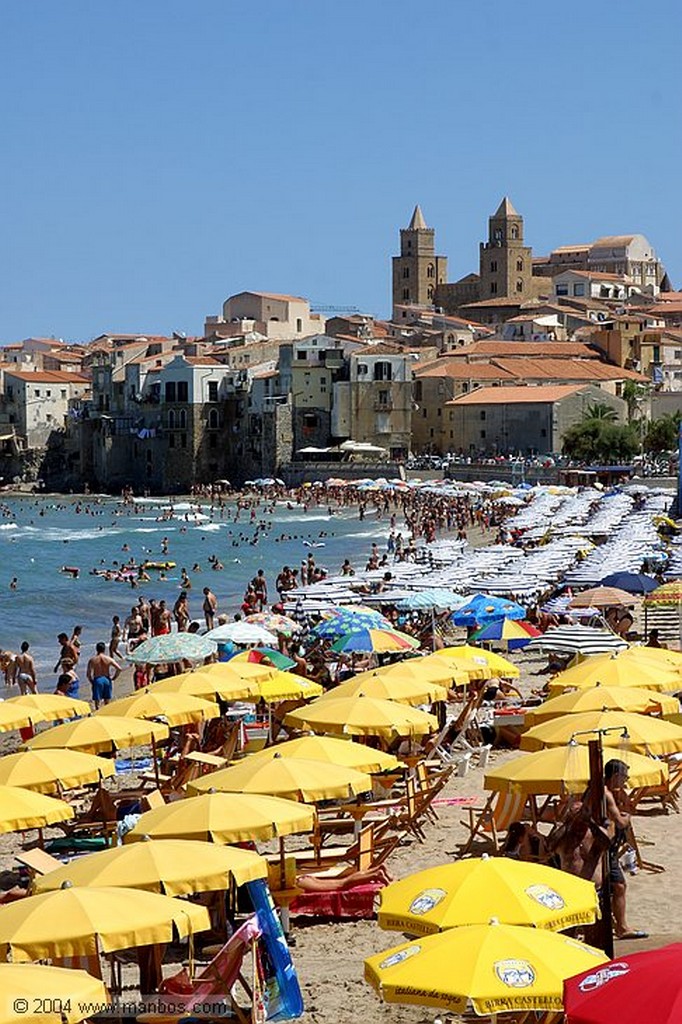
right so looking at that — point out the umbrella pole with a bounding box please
[588,738,614,959]
[151,735,161,788]
[431,606,436,652]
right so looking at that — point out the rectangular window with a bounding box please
[34,389,41,397]
[480,410,486,420]
[437,408,442,416]
[165,381,176,402]
[168,434,175,449]
[296,318,303,332]
[480,429,486,439]
[207,381,218,402]
[61,389,67,399]
[296,350,307,360]
[573,284,585,296]
[177,381,189,402]
[180,432,187,448]
[556,284,568,296]
[46,390,51,397]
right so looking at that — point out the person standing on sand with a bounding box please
[173,591,190,632]
[54,632,79,674]
[86,642,121,709]
[15,642,37,695]
[203,587,217,630]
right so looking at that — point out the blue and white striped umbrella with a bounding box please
[396,589,466,611]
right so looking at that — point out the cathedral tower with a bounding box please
[478,197,532,300]
[392,205,447,312]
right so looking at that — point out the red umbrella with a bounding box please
[564,943,682,1023]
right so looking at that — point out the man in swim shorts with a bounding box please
[86,642,122,709]
[15,642,37,695]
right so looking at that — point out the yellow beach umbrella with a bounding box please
[0,750,115,794]
[431,645,520,679]
[200,661,277,681]
[124,791,315,844]
[245,736,401,774]
[33,839,266,896]
[316,670,448,706]
[364,921,607,1015]
[0,705,44,734]
[149,670,253,701]
[187,754,372,803]
[5,694,91,721]
[285,695,438,739]
[0,963,108,1024]
[525,685,680,725]
[547,653,678,695]
[0,786,74,833]
[616,646,682,671]
[521,710,682,755]
[484,743,668,796]
[24,716,169,755]
[0,886,209,961]
[377,855,599,935]
[256,674,324,703]
[95,690,219,726]
[375,658,458,684]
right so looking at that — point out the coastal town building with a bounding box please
[0,369,90,448]
[205,291,325,341]
[447,384,627,456]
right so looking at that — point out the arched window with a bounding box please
[178,408,187,429]
[168,409,176,429]
[427,286,434,300]
[402,266,410,279]
[208,408,219,429]
[402,288,410,300]
[427,264,435,278]
[511,225,519,240]
[516,259,523,272]
[516,279,524,293]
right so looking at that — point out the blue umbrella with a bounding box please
[451,593,526,628]
[600,572,658,594]
[311,607,391,639]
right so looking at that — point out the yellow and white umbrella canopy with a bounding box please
[377,855,599,935]
[0,886,209,961]
[33,839,266,896]
[187,754,372,803]
[430,645,520,679]
[285,695,438,739]
[124,791,315,844]
[521,710,682,755]
[484,743,668,796]
[0,750,115,794]
[0,963,108,1024]
[364,920,607,1015]
[316,669,448,706]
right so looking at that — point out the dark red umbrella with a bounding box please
[564,943,682,1023]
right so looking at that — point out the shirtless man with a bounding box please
[203,587,217,630]
[15,642,37,695]
[54,632,79,674]
[86,642,121,709]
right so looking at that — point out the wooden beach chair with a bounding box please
[460,789,528,855]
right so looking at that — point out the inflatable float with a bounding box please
[245,879,304,1020]
[142,561,176,571]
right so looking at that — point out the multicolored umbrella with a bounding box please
[126,633,217,665]
[330,628,421,654]
[311,607,391,639]
[645,580,682,605]
[471,618,541,650]
[451,594,526,627]
[244,613,301,636]
[230,647,297,671]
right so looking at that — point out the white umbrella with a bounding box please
[205,622,278,645]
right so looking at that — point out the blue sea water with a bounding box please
[0,495,387,680]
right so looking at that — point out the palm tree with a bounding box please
[585,402,618,422]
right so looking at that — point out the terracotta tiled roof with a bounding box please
[491,358,646,382]
[449,384,586,405]
[556,270,626,282]
[244,291,308,303]
[448,341,600,359]
[183,356,222,366]
[414,361,515,381]
[5,370,89,383]
[590,235,636,247]
[460,296,527,308]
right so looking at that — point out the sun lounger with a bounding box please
[460,789,528,855]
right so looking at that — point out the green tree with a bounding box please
[644,412,682,454]
[563,419,639,463]
[621,380,650,422]
[584,402,619,422]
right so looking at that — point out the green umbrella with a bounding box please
[126,634,217,665]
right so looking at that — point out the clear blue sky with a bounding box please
[1,0,680,342]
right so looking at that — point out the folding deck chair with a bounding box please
[460,789,528,855]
